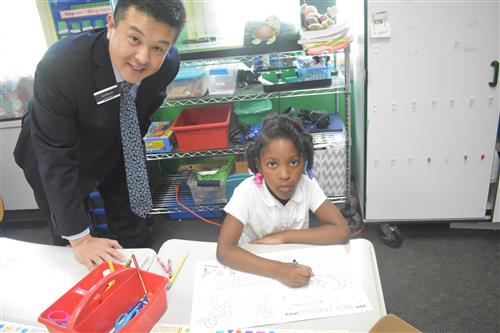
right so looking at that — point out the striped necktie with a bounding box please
[118,81,153,218]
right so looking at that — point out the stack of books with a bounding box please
[299,21,352,55]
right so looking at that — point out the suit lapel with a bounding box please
[136,78,154,113]
[92,31,121,137]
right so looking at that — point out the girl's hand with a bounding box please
[275,262,314,288]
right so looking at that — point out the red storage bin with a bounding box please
[172,104,231,152]
[38,262,168,333]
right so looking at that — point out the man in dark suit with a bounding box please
[13,0,186,269]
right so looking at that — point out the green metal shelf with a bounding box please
[146,145,247,160]
[161,71,345,107]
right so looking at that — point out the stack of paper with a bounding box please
[299,21,352,55]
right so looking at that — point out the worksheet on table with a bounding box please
[190,245,372,329]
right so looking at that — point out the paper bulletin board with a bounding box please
[47,0,112,40]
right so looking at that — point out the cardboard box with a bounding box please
[144,121,174,153]
[369,314,422,333]
[235,160,249,174]
[312,131,346,196]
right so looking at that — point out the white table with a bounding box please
[0,237,156,326]
[0,237,386,331]
[150,239,386,331]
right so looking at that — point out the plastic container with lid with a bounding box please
[166,67,207,99]
[187,173,227,205]
[205,63,239,95]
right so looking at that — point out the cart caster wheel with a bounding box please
[379,224,403,248]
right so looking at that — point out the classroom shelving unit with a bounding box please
[146,46,353,216]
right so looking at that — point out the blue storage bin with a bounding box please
[226,173,252,200]
[297,65,332,81]
[163,175,223,220]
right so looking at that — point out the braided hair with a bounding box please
[247,114,314,174]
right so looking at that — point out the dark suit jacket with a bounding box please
[14,28,179,236]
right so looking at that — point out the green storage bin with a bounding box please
[233,100,273,125]
[195,156,235,182]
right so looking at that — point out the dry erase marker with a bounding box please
[292,259,299,266]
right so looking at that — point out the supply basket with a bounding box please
[297,64,332,81]
[38,262,168,333]
[172,104,231,152]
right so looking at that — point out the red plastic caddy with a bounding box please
[38,262,168,333]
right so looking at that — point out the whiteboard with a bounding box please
[363,1,499,220]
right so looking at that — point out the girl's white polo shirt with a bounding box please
[224,174,327,244]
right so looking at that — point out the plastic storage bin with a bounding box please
[234,100,273,125]
[297,64,332,81]
[187,173,227,205]
[172,104,232,152]
[38,262,168,333]
[206,63,239,95]
[187,155,234,205]
[295,55,333,81]
[195,156,235,182]
[166,67,207,99]
[164,175,223,220]
[226,173,252,200]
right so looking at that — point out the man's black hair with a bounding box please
[247,114,314,174]
[114,0,186,38]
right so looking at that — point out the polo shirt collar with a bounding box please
[261,177,304,207]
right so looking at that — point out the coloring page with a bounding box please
[190,245,372,329]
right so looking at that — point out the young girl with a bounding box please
[217,114,350,288]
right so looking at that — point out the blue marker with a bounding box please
[292,259,298,266]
